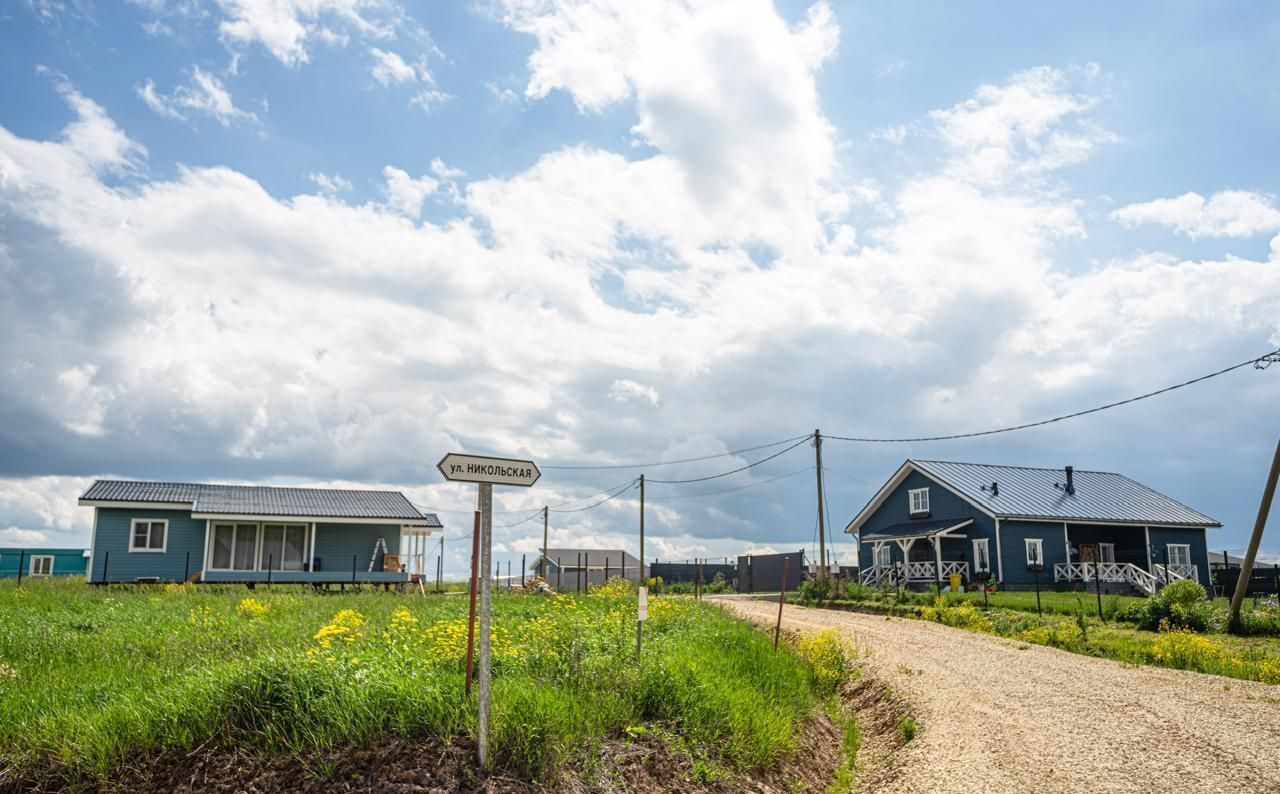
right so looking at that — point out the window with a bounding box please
[908,487,930,516]
[210,523,261,571]
[260,524,308,571]
[876,545,892,568]
[972,539,990,572]
[1098,543,1116,564]
[130,519,167,552]
[1024,538,1043,567]
[1167,544,1191,567]
[30,555,54,576]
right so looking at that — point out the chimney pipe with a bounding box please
[1065,466,1075,495]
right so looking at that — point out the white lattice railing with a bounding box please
[862,561,969,585]
[1053,562,1158,595]
[1153,564,1198,584]
[940,561,969,578]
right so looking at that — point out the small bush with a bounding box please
[1122,580,1212,632]
[897,715,917,743]
[1162,579,1208,608]
[798,578,832,605]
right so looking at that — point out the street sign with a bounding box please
[437,453,541,487]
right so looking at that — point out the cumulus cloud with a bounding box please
[137,67,259,127]
[381,165,438,217]
[1111,190,1280,239]
[1,5,1279,566]
[215,0,396,66]
[369,47,423,86]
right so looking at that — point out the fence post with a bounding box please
[774,558,789,650]
[1094,561,1104,620]
[102,550,109,585]
[352,554,357,585]
[749,555,754,593]
[521,554,526,588]
[267,554,273,589]
[16,550,24,587]
[183,551,190,583]
[605,556,610,582]
[557,557,561,590]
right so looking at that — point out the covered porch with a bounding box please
[860,518,984,587]
[1050,522,1201,595]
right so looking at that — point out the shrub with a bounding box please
[798,578,832,605]
[791,629,850,694]
[1121,580,1212,632]
[897,715,917,743]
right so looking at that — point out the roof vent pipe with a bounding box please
[1065,466,1075,495]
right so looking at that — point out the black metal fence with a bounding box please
[1213,565,1280,597]
[649,561,736,585]
[737,551,805,593]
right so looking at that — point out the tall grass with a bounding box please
[0,578,841,785]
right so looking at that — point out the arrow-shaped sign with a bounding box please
[437,453,541,487]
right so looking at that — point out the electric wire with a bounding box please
[826,347,1280,443]
[548,478,639,513]
[643,466,814,500]
[647,436,811,484]
[539,433,812,470]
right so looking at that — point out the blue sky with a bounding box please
[1,0,1278,575]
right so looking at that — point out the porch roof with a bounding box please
[862,518,973,543]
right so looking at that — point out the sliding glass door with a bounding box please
[210,523,263,571]
[261,524,308,571]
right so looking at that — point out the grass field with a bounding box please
[0,578,852,789]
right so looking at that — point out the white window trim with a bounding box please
[30,554,55,576]
[207,521,313,573]
[1166,543,1191,567]
[972,539,990,572]
[908,487,930,515]
[876,544,892,568]
[1098,542,1116,564]
[1024,538,1044,566]
[129,518,168,553]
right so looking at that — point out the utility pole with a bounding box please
[637,474,646,657]
[1231,438,1280,632]
[814,429,828,581]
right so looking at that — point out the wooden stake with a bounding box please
[774,557,789,650]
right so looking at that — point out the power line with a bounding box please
[644,466,814,500]
[548,478,639,513]
[539,434,812,470]
[821,466,877,487]
[648,436,812,484]
[827,347,1280,444]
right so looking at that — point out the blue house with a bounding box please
[0,548,89,578]
[845,461,1218,595]
[79,480,443,584]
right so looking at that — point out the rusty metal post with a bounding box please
[774,558,789,650]
[465,510,480,696]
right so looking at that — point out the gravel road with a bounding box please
[715,597,1280,794]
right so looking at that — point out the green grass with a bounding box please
[0,578,848,787]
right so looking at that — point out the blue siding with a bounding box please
[997,520,1068,586]
[90,508,206,583]
[89,509,406,583]
[0,548,88,578]
[855,470,997,576]
[1148,526,1212,591]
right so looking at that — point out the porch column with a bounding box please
[1144,526,1152,571]
[995,518,1004,581]
[1063,522,1070,565]
[933,536,943,587]
[309,522,318,572]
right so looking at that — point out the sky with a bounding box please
[1,0,1278,576]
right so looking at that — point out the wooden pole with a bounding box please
[774,558,789,650]
[814,429,827,581]
[1231,438,1280,631]
[477,483,493,769]
[465,510,480,696]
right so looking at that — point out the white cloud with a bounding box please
[137,67,259,127]
[381,165,438,217]
[0,528,50,545]
[309,171,353,194]
[215,0,397,66]
[410,89,453,112]
[869,124,907,144]
[1111,190,1280,239]
[369,47,423,86]
[609,378,660,407]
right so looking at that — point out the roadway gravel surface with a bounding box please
[715,597,1280,794]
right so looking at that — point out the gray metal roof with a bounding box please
[80,480,440,524]
[862,517,974,542]
[911,460,1219,527]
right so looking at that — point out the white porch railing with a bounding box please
[1152,564,1198,584]
[1054,562,1158,595]
[861,561,968,584]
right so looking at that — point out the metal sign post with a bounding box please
[438,452,540,770]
